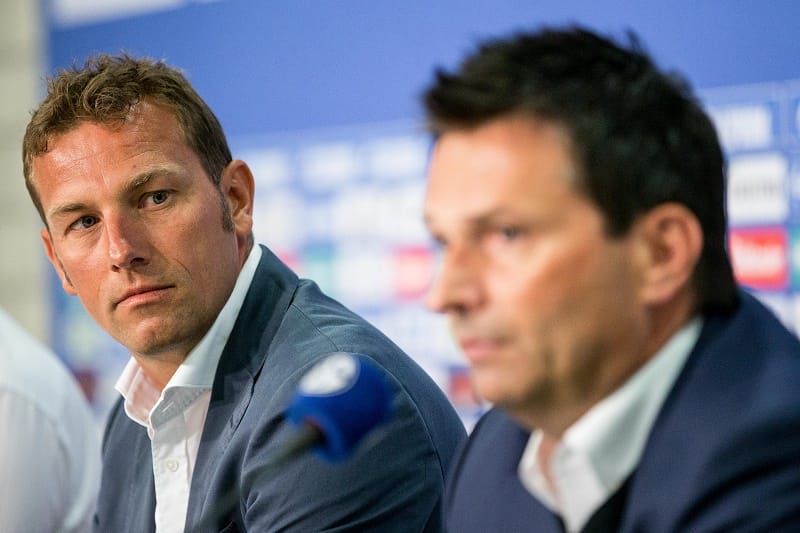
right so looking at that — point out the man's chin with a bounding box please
[117,329,184,360]
[470,372,514,410]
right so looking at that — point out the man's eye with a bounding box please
[150,191,169,205]
[71,215,98,231]
[499,226,521,240]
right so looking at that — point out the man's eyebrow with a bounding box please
[124,171,155,194]
[464,209,512,230]
[122,166,176,195]
[47,202,88,220]
[423,207,509,234]
[46,167,177,221]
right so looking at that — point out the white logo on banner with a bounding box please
[51,0,223,28]
[709,104,773,150]
[727,153,788,225]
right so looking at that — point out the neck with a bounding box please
[642,289,697,364]
[537,431,562,501]
[132,353,185,390]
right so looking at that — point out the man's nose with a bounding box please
[105,214,148,271]
[425,244,484,315]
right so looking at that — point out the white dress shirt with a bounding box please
[518,318,703,532]
[0,307,101,533]
[115,245,261,533]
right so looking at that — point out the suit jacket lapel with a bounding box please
[447,409,566,532]
[186,246,299,520]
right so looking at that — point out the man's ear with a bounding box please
[633,203,703,306]
[40,228,78,296]
[220,159,255,238]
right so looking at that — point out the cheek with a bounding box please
[51,244,100,290]
[163,208,224,259]
[495,245,613,348]
[495,256,575,320]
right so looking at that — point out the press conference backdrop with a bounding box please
[41,0,800,424]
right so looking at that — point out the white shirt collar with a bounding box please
[518,317,703,532]
[115,245,263,427]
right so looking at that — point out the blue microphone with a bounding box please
[193,353,392,531]
[286,352,392,461]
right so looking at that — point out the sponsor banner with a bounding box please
[50,0,188,27]
[788,227,800,289]
[727,152,789,226]
[789,85,800,143]
[788,156,800,224]
[729,227,789,290]
[708,103,776,151]
[392,246,436,301]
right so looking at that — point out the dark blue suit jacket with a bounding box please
[446,292,800,532]
[94,246,466,532]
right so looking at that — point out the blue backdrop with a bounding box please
[40,0,800,423]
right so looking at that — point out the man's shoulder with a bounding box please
[721,290,800,349]
[623,291,800,529]
[645,290,800,448]
[675,291,800,408]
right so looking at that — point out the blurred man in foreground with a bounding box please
[422,26,800,532]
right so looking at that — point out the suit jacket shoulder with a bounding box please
[185,246,466,531]
[623,291,800,531]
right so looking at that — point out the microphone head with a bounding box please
[286,352,392,462]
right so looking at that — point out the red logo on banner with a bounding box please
[728,228,788,289]
[275,250,301,273]
[392,246,436,300]
[447,365,483,411]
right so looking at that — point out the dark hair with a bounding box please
[423,26,738,314]
[23,53,233,223]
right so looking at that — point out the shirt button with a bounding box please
[166,459,179,472]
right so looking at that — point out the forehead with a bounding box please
[30,102,205,220]
[31,102,190,179]
[424,116,581,217]
[49,98,181,144]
